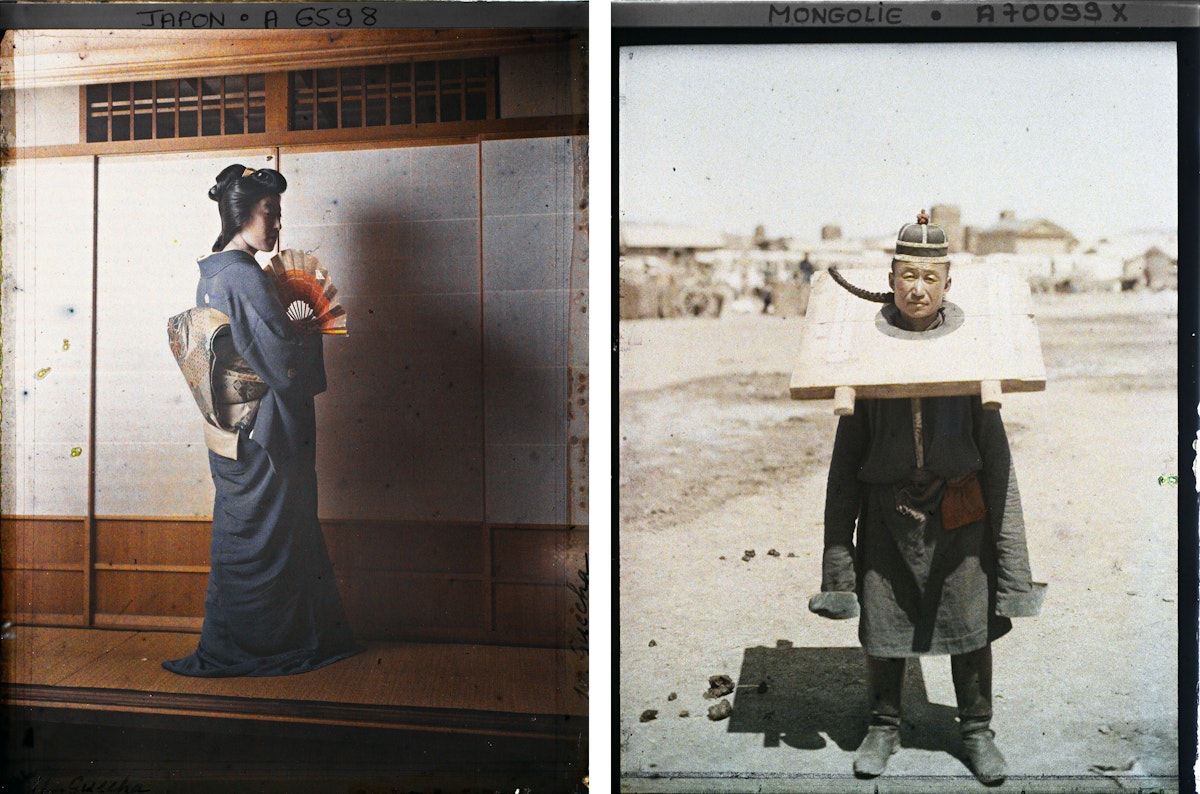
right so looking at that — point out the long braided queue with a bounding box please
[827,266,893,303]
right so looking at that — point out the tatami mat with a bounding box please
[2,626,586,734]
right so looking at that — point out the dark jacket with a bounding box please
[810,395,1045,655]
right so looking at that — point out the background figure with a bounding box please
[799,255,814,284]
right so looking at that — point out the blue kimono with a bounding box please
[163,249,362,677]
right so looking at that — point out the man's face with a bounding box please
[889,261,951,331]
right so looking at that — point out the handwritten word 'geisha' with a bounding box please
[567,553,589,697]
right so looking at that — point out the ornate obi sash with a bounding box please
[167,307,268,459]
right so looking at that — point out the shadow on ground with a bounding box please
[728,641,961,758]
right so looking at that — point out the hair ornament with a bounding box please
[208,164,287,203]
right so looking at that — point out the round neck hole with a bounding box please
[875,301,964,340]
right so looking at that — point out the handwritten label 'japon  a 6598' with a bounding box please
[135,6,378,28]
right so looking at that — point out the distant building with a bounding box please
[930,204,965,253]
[1031,233,1177,292]
[723,231,753,250]
[1121,243,1178,291]
[619,223,731,319]
[821,224,843,241]
[965,210,1078,257]
[620,223,725,266]
[1140,245,1178,290]
[751,224,791,251]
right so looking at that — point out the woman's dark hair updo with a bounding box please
[209,164,287,252]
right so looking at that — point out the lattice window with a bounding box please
[85,75,266,142]
[289,57,497,131]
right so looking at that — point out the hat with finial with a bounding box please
[893,209,950,265]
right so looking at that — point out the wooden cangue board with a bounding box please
[789,265,1046,408]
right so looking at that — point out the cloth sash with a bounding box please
[896,391,987,531]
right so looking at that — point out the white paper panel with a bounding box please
[93,442,214,517]
[282,144,483,522]
[0,443,91,516]
[481,136,574,219]
[93,150,274,516]
[1,157,95,515]
[480,136,579,525]
[6,134,587,527]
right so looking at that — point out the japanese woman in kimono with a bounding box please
[163,165,362,677]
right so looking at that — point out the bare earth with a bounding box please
[618,291,1180,793]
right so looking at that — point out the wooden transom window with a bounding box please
[289,57,498,131]
[85,75,267,142]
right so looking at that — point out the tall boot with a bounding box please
[853,655,904,778]
[952,644,1007,786]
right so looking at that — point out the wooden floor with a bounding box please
[1,625,586,738]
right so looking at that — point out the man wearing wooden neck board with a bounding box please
[808,212,1045,785]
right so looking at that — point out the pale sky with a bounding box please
[619,42,1177,243]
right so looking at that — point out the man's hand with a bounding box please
[808,591,859,620]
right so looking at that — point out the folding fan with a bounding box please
[266,249,347,335]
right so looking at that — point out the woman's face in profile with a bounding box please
[237,195,282,253]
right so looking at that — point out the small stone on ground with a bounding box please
[704,674,735,699]
[707,699,732,721]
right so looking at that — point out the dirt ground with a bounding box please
[618,290,1181,793]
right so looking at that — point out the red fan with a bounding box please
[266,249,347,335]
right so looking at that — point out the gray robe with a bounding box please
[812,395,1045,657]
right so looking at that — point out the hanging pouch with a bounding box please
[942,470,987,530]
